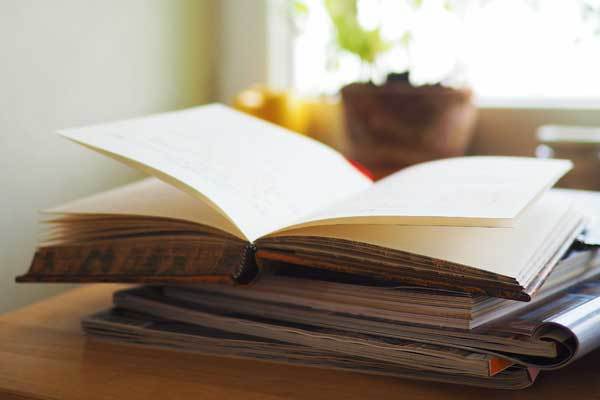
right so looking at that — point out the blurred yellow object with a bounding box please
[232,85,346,153]
[302,96,345,151]
[232,85,309,135]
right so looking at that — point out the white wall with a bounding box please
[214,0,268,102]
[0,0,216,313]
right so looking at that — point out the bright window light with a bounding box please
[290,0,600,100]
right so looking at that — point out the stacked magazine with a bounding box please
[84,244,600,390]
[17,105,600,389]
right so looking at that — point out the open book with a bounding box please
[17,104,582,300]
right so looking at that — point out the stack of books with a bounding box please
[18,105,600,389]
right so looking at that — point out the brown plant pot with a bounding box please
[341,82,477,179]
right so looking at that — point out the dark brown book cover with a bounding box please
[17,239,258,284]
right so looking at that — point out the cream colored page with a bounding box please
[269,191,573,279]
[48,178,246,239]
[59,104,371,241]
[283,156,572,230]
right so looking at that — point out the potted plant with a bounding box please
[322,0,477,178]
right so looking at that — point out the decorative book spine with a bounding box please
[16,238,252,284]
[233,244,259,284]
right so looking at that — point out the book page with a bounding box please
[59,104,371,241]
[48,178,247,239]
[281,157,571,231]
[268,190,575,280]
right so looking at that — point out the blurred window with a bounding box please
[286,0,600,103]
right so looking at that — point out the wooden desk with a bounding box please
[1,285,600,400]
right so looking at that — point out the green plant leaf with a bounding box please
[323,0,391,64]
[293,0,309,16]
